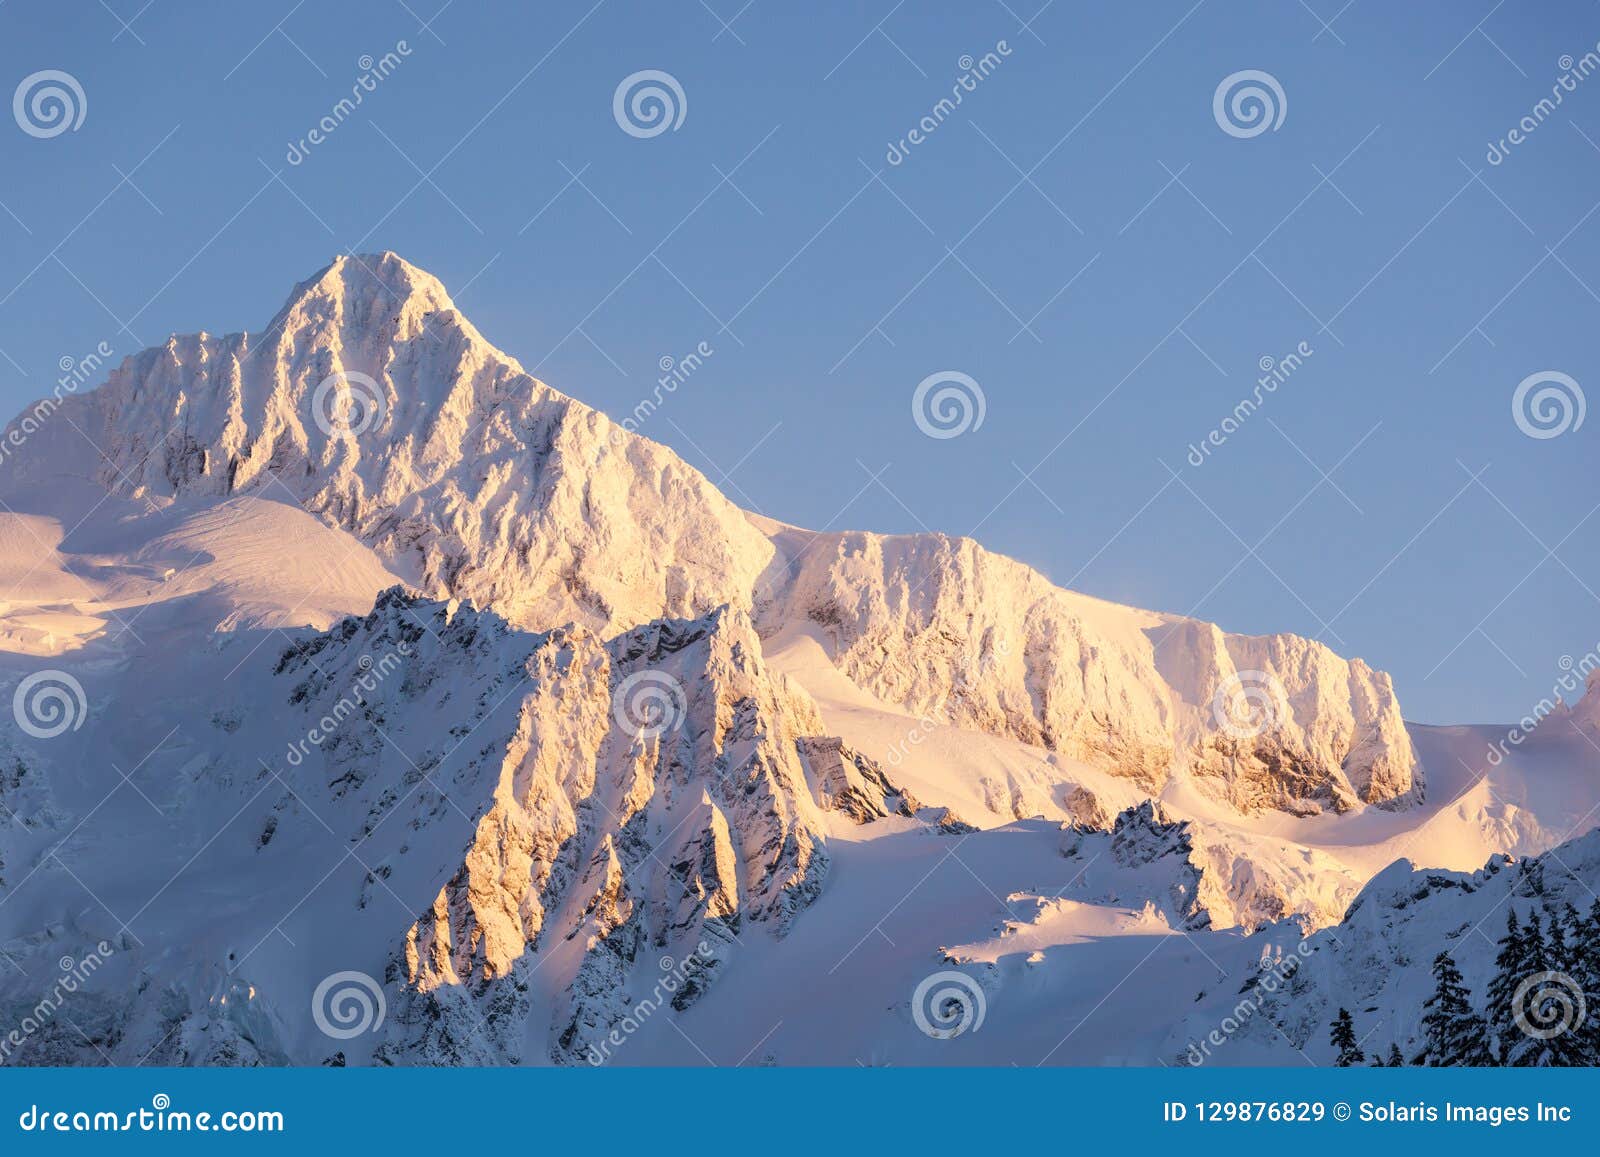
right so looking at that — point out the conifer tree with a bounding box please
[1519,907,1589,1066]
[1572,900,1600,1064]
[1386,1042,1404,1066]
[1486,910,1528,1062]
[1330,1007,1364,1067]
[1546,907,1570,972]
[1489,908,1590,1065]
[1527,910,1551,973]
[1560,902,1585,959]
[1419,951,1492,1066]
[1584,898,1600,969]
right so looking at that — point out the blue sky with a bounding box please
[2,0,1598,724]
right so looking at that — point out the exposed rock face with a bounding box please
[1064,801,1210,930]
[255,595,992,1066]
[1063,785,1111,829]
[276,592,835,1066]
[797,737,918,824]
[1062,801,1360,932]
[1162,621,1418,813]
[923,807,978,835]
[1103,801,1192,868]
[758,527,1420,813]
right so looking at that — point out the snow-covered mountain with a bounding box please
[3,255,772,635]
[1,253,1418,814]
[0,253,1594,1067]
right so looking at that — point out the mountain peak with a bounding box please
[263,251,461,352]
[0,250,778,639]
[295,251,455,312]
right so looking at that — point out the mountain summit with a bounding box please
[9,252,774,633]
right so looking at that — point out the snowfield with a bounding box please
[0,253,1595,1067]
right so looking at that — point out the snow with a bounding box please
[0,252,1595,1067]
[755,520,1419,813]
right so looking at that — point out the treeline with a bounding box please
[1330,901,1600,1066]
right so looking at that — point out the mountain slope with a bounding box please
[1159,825,1600,1066]
[0,587,912,1065]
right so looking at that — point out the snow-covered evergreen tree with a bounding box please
[1419,951,1492,1066]
[1513,908,1588,1065]
[1527,910,1552,973]
[1571,900,1600,1064]
[1486,910,1528,1062]
[1486,908,1590,1065]
[1330,1007,1364,1067]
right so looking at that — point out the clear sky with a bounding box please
[2,1,1598,724]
